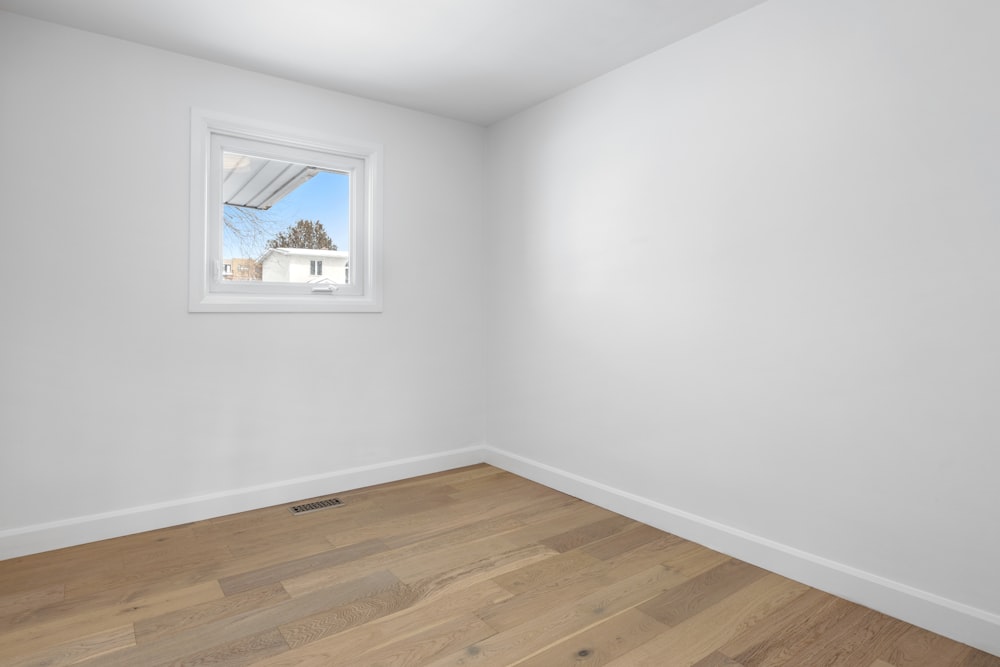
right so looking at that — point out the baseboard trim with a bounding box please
[4,443,997,657]
[0,446,484,561]
[481,444,1000,658]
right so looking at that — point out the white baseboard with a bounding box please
[0,445,484,561]
[480,444,1000,658]
[3,442,997,657]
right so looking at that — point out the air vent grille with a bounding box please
[289,497,343,515]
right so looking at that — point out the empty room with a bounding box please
[1,0,998,665]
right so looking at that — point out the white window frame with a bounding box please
[189,109,382,312]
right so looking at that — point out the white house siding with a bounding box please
[261,249,349,283]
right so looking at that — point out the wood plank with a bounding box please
[514,608,668,667]
[583,523,680,561]
[133,582,291,644]
[8,580,224,632]
[61,530,239,599]
[349,483,458,515]
[328,498,519,551]
[390,535,541,583]
[877,625,973,667]
[491,549,604,595]
[758,605,909,667]
[659,541,734,579]
[962,650,1000,667]
[87,570,400,666]
[428,564,682,666]
[692,652,746,667]
[479,533,727,633]
[726,593,863,667]
[500,502,623,547]
[254,580,510,667]
[218,537,388,595]
[223,531,354,572]
[223,514,359,561]
[278,580,421,649]
[829,611,914,666]
[167,627,289,667]
[639,558,769,627]
[3,624,134,667]
[367,491,563,557]
[0,465,992,667]
[342,614,496,667]
[604,573,811,666]
[0,542,125,598]
[538,515,637,553]
[118,527,233,576]
[0,584,64,620]
[376,486,572,551]
[0,580,223,659]
[445,467,541,493]
[280,505,564,599]
[335,464,492,496]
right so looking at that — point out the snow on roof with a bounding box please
[261,247,349,259]
[223,156,318,211]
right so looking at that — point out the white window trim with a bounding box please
[189,109,382,312]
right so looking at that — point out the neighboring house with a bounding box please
[260,247,349,284]
[222,257,262,281]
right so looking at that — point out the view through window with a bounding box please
[190,110,381,312]
[222,152,351,286]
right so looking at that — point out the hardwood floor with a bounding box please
[0,464,996,666]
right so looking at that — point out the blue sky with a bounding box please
[223,170,350,260]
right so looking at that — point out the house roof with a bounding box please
[223,154,318,211]
[261,248,350,260]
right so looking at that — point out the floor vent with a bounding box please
[289,497,343,515]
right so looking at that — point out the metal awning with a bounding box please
[222,153,318,211]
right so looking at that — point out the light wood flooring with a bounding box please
[0,464,997,666]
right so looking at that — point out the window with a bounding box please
[189,109,382,312]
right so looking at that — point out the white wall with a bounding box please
[0,12,484,553]
[3,0,1000,655]
[484,0,1000,652]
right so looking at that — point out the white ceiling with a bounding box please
[0,0,767,125]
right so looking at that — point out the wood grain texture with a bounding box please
[693,652,746,667]
[638,558,769,626]
[964,650,1000,667]
[133,582,292,644]
[254,582,511,667]
[605,574,811,666]
[0,464,996,666]
[168,627,290,667]
[218,537,388,595]
[0,584,65,620]
[4,623,135,667]
[514,608,668,667]
[878,626,974,667]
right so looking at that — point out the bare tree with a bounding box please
[224,206,283,259]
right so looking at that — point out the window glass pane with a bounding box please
[221,151,351,285]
